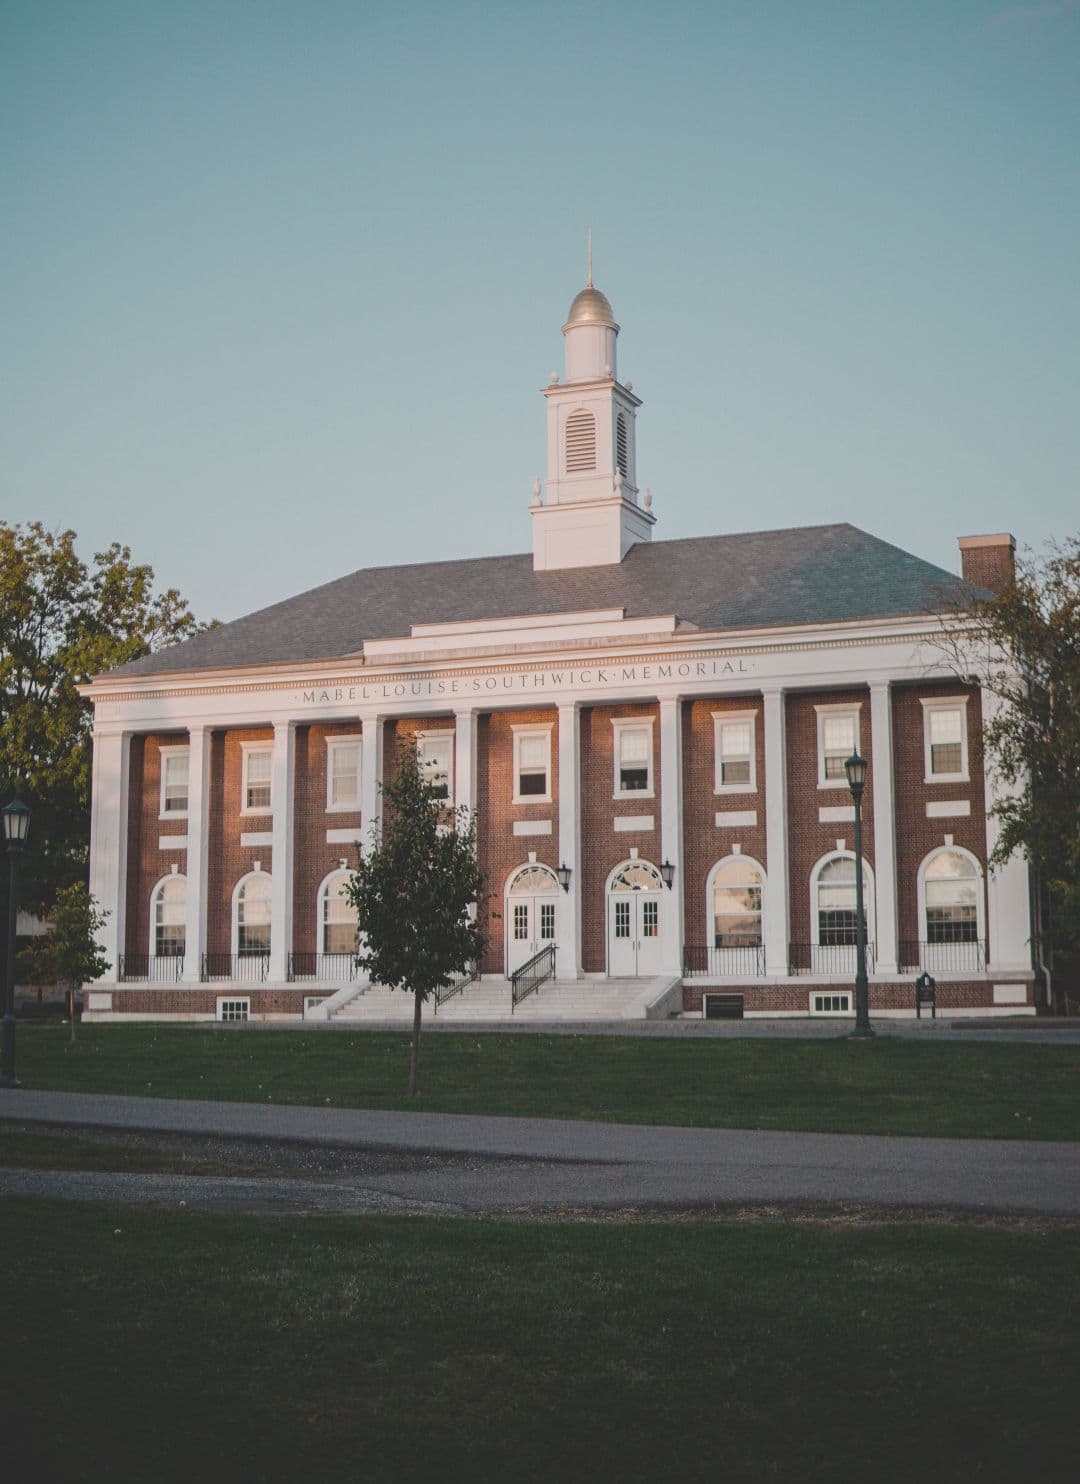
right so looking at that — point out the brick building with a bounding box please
[81,277,1034,1022]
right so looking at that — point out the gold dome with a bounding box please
[565,285,617,328]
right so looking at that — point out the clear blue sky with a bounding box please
[3,0,1077,623]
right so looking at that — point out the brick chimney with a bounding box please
[958,533,1016,594]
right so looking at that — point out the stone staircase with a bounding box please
[323,976,679,1023]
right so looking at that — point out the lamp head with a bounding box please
[660,859,675,889]
[844,752,868,797]
[2,793,30,850]
[556,862,572,893]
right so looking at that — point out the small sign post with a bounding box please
[915,970,937,1020]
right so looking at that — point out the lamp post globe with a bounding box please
[2,792,31,1088]
[843,754,874,1039]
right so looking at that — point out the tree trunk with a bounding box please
[407,987,423,1098]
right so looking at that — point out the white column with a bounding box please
[88,729,131,983]
[762,688,790,975]
[659,697,684,977]
[360,715,385,850]
[268,721,296,983]
[454,709,478,816]
[181,725,213,985]
[870,682,899,975]
[557,702,582,979]
[982,687,1033,973]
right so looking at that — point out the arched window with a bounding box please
[235,872,272,957]
[565,409,596,472]
[151,875,186,958]
[814,856,873,947]
[609,859,663,892]
[508,864,559,895]
[319,869,358,955]
[922,850,980,944]
[615,413,629,477]
[711,858,763,948]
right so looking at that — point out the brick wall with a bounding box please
[124,733,189,959]
[291,722,362,958]
[580,702,661,973]
[681,696,767,947]
[205,727,274,958]
[785,689,874,950]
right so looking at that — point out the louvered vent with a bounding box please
[565,410,597,472]
[616,413,629,477]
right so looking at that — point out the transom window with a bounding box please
[713,712,755,791]
[924,850,980,943]
[921,698,969,781]
[712,859,763,948]
[513,727,552,802]
[565,409,597,472]
[159,747,189,817]
[816,857,869,946]
[613,720,654,796]
[816,706,860,787]
[241,745,272,813]
[508,864,559,894]
[417,732,453,803]
[320,870,359,955]
[610,860,663,892]
[326,737,361,811]
[236,873,272,956]
[152,876,186,957]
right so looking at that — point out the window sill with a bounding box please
[239,808,273,819]
[714,784,755,796]
[613,791,655,802]
[817,780,851,791]
[924,775,969,786]
[326,802,361,814]
[158,811,189,822]
[513,795,553,807]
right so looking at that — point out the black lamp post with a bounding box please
[1,793,31,1088]
[556,862,572,893]
[843,753,874,1039]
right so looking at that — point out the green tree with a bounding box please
[945,538,1080,1005]
[344,748,486,1097]
[19,883,109,1035]
[0,522,209,956]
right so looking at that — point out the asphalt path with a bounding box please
[3,1088,1079,1218]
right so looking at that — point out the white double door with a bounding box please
[506,892,559,976]
[607,891,663,977]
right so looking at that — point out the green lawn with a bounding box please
[10,1024,1080,1138]
[9,1197,1078,1484]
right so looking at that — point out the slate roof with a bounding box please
[106,523,972,680]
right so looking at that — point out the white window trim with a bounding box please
[148,872,186,960]
[809,991,853,1016]
[920,695,970,784]
[611,717,655,801]
[416,729,455,806]
[239,741,273,817]
[917,844,984,945]
[325,735,362,813]
[216,997,250,1022]
[809,850,876,948]
[511,723,553,805]
[814,703,863,790]
[157,745,190,821]
[712,710,757,795]
[705,854,766,947]
[231,868,272,959]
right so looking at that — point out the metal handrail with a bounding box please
[898,939,987,973]
[683,942,766,977]
[788,942,877,976]
[434,961,479,1012]
[118,953,185,984]
[201,952,271,983]
[287,952,360,983]
[511,944,555,1009]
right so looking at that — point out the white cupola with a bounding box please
[531,265,655,571]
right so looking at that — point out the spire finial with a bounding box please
[587,228,593,288]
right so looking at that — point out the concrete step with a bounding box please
[331,978,659,1022]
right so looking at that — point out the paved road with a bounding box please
[3,1088,1078,1217]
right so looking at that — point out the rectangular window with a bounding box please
[810,992,852,1016]
[159,747,189,818]
[614,900,631,938]
[513,727,552,803]
[713,712,755,792]
[217,998,250,1022]
[642,899,658,938]
[326,737,361,811]
[815,706,861,787]
[539,902,556,940]
[242,746,272,813]
[417,732,453,803]
[613,720,653,797]
[513,903,529,940]
[921,699,969,781]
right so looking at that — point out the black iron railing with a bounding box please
[788,941,876,976]
[683,942,766,978]
[511,944,555,1009]
[201,952,271,983]
[287,952,360,983]
[117,953,185,983]
[434,961,479,1012]
[898,939,986,973]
